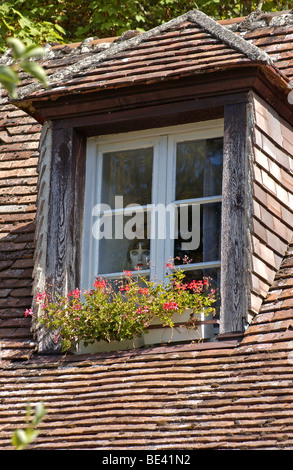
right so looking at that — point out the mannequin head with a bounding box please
[129,242,150,270]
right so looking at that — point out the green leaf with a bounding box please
[11,429,30,450]
[31,401,47,426]
[11,7,24,18]
[0,65,19,84]
[7,37,26,59]
[53,23,66,34]
[0,81,18,98]
[18,16,33,29]
[22,44,46,59]
[11,428,40,450]
[21,61,48,87]
[0,65,19,98]
[25,428,39,443]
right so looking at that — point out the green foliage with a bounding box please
[0,37,47,98]
[33,266,218,352]
[11,402,47,450]
[0,1,291,51]
[0,1,65,52]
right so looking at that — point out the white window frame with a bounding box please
[81,119,224,292]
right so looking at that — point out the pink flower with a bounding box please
[68,288,81,299]
[36,292,46,302]
[137,306,149,315]
[188,280,202,291]
[94,278,107,290]
[165,262,174,269]
[138,288,149,295]
[123,270,132,277]
[119,284,130,292]
[52,332,61,344]
[174,282,187,290]
[163,302,179,311]
[24,308,33,317]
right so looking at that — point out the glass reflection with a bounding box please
[101,147,153,208]
[97,146,153,276]
[97,218,150,275]
[174,202,222,266]
[176,137,223,201]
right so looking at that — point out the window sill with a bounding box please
[72,336,242,360]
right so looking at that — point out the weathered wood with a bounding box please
[220,102,247,334]
[20,65,293,132]
[32,74,250,125]
[39,123,86,352]
[71,128,87,289]
[46,125,74,296]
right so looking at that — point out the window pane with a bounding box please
[101,147,153,207]
[97,147,153,276]
[174,202,221,265]
[97,218,151,275]
[176,137,223,200]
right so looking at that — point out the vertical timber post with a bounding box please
[220,102,247,335]
[38,121,86,352]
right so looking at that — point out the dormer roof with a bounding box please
[12,9,288,105]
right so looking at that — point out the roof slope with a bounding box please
[1,239,293,450]
[233,10,293,80]
[0,104,41,360]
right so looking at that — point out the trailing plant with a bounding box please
[27,264,218,352]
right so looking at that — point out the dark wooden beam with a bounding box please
[220,102,247,334]
[15,64,293,129]
[41,124,86,352]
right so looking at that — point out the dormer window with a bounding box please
[18,10,293,354]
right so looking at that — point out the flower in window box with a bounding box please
[29,264,218,352]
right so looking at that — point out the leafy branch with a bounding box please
[0,38,47,99]
[11,402,47,450]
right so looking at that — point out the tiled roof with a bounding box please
[1,9,293,449]
[0,239,293,450]
[234,12,293,80]
[0,103,41,360]
[15,10,284,103]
